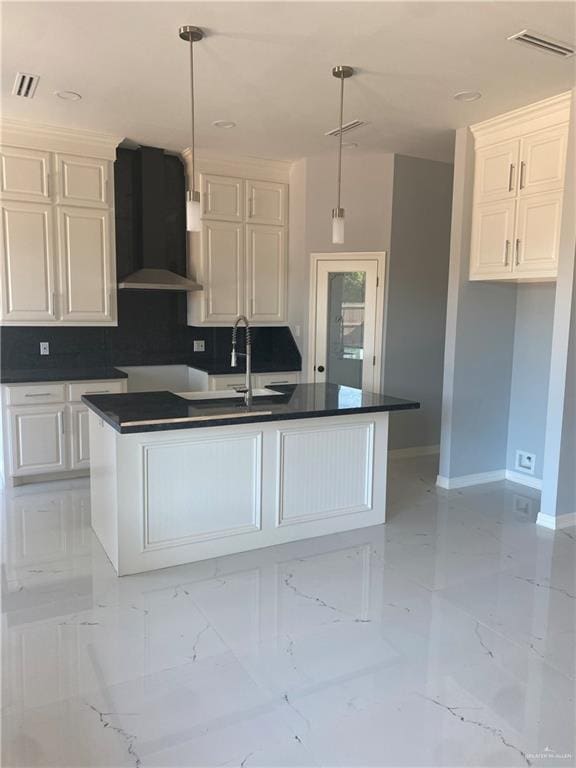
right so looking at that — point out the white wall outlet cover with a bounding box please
[515,450,535,475]
[193,340,205,352]
[40,342,50,355]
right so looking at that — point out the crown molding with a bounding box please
[471,91,571,148]
[0,119,123,160]
[182,148,292,183]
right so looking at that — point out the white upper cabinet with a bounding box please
[0,146,52,203]
[245,179,287,226]
[469,92,570,282]
[518,127,568,197]
[470,200,515,279]
[246,224,286,322]
[0,201,57,322]
[57,206,113,322]
[201,174,243,221]
[202,220,244,323]
[55,154,108,207]
[0,123,119,325]
[514,191,562,277]
[474,141,519,204]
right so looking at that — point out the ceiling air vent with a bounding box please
[507,30,575,58]
[12,72,40,98]
[324,119,367,137]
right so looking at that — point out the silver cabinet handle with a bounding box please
[25,392,52,398]
[515,238,521,266]
[504,239,510,266]
[269,380,289,385]
[84,390,110,395]
[508,164,515,192]
[60,412,65,435]
[520,161,526,190]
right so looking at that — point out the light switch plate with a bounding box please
[193,340,205,352]
[40,342,50,356]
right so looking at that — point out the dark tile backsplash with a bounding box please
[0,291,301,374]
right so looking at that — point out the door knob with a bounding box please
[317,365,325,373]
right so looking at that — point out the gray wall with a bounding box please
[384,155,453,450]
[506,284,555,480]
[439,128,518,480]
[541,86,576,523]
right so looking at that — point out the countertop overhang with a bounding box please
[82,384,420,434]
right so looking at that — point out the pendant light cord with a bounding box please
[189,37,196,195]
[336,72,344,210]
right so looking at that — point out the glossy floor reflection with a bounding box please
[1,456,575,767]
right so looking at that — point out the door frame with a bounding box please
[307,251,386,392]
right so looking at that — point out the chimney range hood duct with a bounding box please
[119,146,202,291]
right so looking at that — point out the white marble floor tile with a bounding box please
[2,458,575,768]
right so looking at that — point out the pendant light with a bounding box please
[331,65,354,244]
[179,25,204,232]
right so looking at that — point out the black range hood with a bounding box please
[118,146,202,292]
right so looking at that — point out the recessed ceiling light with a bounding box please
[212,120,236,129]
[454,90,482,102]
[55,90,82,101]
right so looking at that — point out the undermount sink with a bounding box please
[174,388,282,400]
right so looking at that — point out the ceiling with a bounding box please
[1,1,575,163]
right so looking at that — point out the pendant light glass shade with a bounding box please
[186,192,201,232]
[332,208,345,244]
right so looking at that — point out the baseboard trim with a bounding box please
[389,444,440,460]
[436,470,506,490]
[536,512,576,530]
[505,470,542,490]
[436,468,544,491]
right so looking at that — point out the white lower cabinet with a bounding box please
[68,404,90,470]
[2,378,126,481]
[8,405,66,476]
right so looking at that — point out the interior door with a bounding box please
[313,260,379,392]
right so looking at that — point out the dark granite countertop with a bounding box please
[187,361,301,375]
[0,367,128,384]
[82,384,420,434]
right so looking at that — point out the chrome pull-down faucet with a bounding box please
[231,315,252,407]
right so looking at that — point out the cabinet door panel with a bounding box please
[245,180,287,225]
[470,200,516,279]
[57,206,113,322]
[201,175,243,221]
[8,405,66,476]
[0,201,57,322]
[519,126,568,196]
[514,192,562,277]
[202,220,244,322]
[56,155,108,207]
[0,146,51,202]
[474,141,519,203]
[68,404,90,470]
[246,224,286,323]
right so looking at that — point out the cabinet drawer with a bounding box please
[256,372,299,387]
[5,383,66,406]
[68,380,125,402]
[208,374,249,391]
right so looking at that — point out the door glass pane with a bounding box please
[326,271,366,388]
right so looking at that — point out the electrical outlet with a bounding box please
[39,342,50,356]
[193,340,205,352]
[515,450,535,475]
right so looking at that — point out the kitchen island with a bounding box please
[83,384,419,575]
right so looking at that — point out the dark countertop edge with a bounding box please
[83,400,420,435]
[186,362,302,375]
[0,368,128,384]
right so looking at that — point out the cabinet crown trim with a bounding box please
[471,92,571,147]
[182,148,291,183]
[0,119,122,160]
